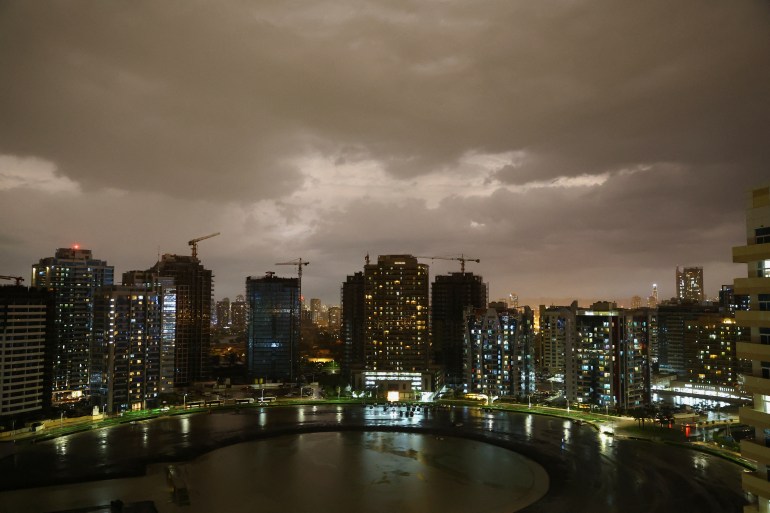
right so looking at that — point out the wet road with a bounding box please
[0,404,748,512]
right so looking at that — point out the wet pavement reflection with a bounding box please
[0,404,748,512]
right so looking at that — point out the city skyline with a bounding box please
[1,1,769,307]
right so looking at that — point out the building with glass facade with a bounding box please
[246,273,300,382]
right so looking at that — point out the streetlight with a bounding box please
[183,393,187,409]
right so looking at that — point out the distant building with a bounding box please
[327,306,341,333]
[310,298,322,325]
[0,286,54,424]
[631,295,642,309]
[246,273,300,382]
[32,247,114,403]
[432,272,487,388]
[734,185,770,508]
[230,295,247,336]
[647,284,659,308]
[144,254,212,386]
[91,285,169,413]
[216,297,231,332]
[676,266,704,302]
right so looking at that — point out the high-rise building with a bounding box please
[719,284,750,315]
[463,304,534,398]
[32,247,114,403]
[122,271,177,394]
[431,272,487,387]
[310,298,322,325]
[346,255,434,398]
[733,185,770,507]
[538,302,578,380]
[341,272,365,379]
[246,273,300,382]
[144,254,212,386]
[647,283,659,308]
[657,301,719,377]
[631,295,642,309]
[676,266,705,302]
[363,255,429,372]
[231,295,247,336]
[216,297,231,332]
[0,286,54,424]
[327,306,341,334]
[567,302,648,410]
[682,313,747,387]
[91,285,168,413]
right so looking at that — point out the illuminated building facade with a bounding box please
[327,306,341,333]
[216,297,231,332]
[683,313,747,386]
[463,304,535,398]
[32,247,114,403]
[122,271,176,394]
[567,302,648,410]
[246,273,300,382]
[0,286,54,423]
[539,302,578,381]
[657,302,719,376]
[91,285,167,413]
[733,185,770,508]
[230,295,247,336]
[347,255,434,398]
[676,266,705,302]
[363,255,429,372]
[432,272,487,388]
[146,254,212,386]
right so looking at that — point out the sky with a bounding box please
[1,0,769,307]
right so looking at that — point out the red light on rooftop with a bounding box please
[73,244,80,250]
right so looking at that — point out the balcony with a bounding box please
[738,342,770,362]
[735,277,770,295]
[737,311,770,329]
[744,471,770,500]
[740,407,770,432]
[742,439,770,466]
[734,243,770,264]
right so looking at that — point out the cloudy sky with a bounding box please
[1,0,769,307]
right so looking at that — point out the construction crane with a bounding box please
[0,275,24,286]
[188,232,220,260]
[416,254,480,273]
[275,258,310,289]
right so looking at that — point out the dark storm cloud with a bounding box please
[0,0,767,303]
